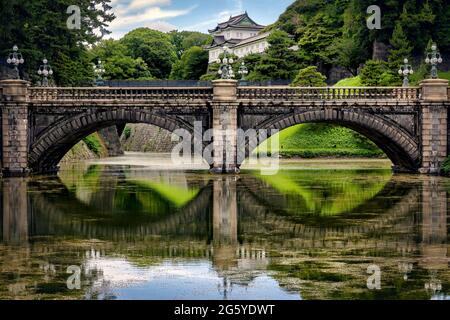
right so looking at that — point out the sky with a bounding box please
[108,0,295,39]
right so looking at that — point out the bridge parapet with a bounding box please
[237,86,420,101]
[28,86,213,102]
[24,86,425,103]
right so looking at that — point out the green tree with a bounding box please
[169,31,211,58]
[291,66,327,87]
[0,0,114,85]
[103,56,153,80]
[388,22,413,71]
[170,46,209,80]
[331,35,367,76]
[360,60,399,86]
[90,39,153,80]
[240,53,263,76]
[249,30,301,81]
[121,28,177,79]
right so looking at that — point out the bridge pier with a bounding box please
[0,80,30,177]
[210,80,240,174]
[419,79,449,174]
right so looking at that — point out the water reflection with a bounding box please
[0,163,449,300]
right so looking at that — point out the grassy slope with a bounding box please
[256,76,384,158]
[257,123,384,158]
[439,71,450,81]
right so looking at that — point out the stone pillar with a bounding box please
[1,80,30,177]
[211,80,239,174]
[98,125,125,157]
[419,79,449,174]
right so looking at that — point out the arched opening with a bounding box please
[243,110,420,172]
[29,110,195,174]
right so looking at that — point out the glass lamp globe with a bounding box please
[229,58,234,64]
[438,57,443,63]
[223,58,228,64]
[13,45,18,51]
[425,57,430,64]
[403,70,408,75]
[398,69,403,75]
[38,70,42,75]
[20,58,24,64]
[49,69,53,75]
[431,44,437,51]
[404,58,409,64]
[7,58,11,64]
[218,69,223,75]
[43,70,48,76]
[410,69,414,75]
[43,59,48,64]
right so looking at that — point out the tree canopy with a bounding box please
[121,28,177,79]
[170,46,209,80]
[292,66,327,87]
[0,0,114,85]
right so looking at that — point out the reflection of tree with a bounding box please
[251,169,392,216]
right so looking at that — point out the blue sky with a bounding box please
[108,0,295,39]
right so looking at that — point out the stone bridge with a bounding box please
[0,78,449,176]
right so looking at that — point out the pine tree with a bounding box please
[291,66,327,87]
[388,22,413,71]
[249,30,301,81]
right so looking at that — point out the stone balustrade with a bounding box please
[237,86,420,101]
[26,86,424,103]
[28,86,214,102]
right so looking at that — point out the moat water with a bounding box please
[0,153,449,300]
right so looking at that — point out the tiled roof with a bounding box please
[208,12,265,33]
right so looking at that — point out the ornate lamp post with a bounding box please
[238,62,248,81]
[425,43,443,79]
[37,58,54,87]
[217,46,235,80]
[93,59,106,86]
[398,58,413,87]
[6,45,25,79]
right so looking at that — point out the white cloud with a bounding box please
[108,1,195,38]
[182,0,245,32]
[145,20,178,32]
[110,6,192,29]
[129,0,172,10]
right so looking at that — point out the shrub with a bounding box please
[83,134,103,155]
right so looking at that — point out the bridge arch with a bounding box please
[246,109,421,172]
[29,109,195,173]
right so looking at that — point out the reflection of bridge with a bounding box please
[1,173,447,260]
[0,79,449,175]
[1,172,449,297]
